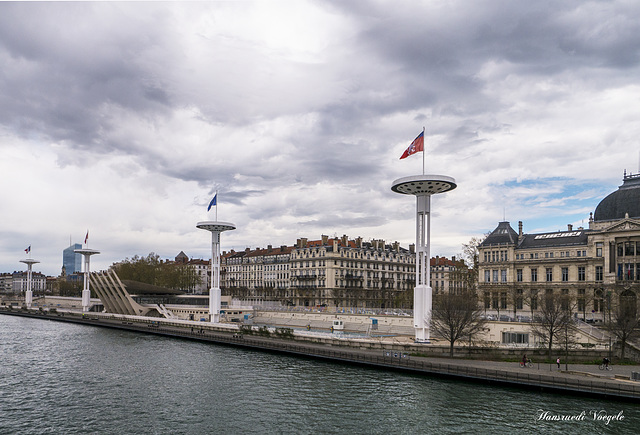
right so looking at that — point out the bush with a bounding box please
[274,328,294,339]
[238,325,253,335]
[257,326,271,337]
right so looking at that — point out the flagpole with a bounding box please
[422,126,426,175]
[215,190,218,221]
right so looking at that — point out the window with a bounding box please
[516,269,523,282]
[596,242,603,257]
[578,266,585,281]
[516,289,523,310]
[500,292,507,309]
[546,267,553,282]
[502,332,529,344]
[594,289,604,312]
[595,266,603,281]
[561,289,569,310]
[484,292,490,308]
[501,269,507,283]
[493,270,498,283]
[577,250,586,257]
[562,267,568,282]
[625,263,635,280]
[485,270,490,282]
[531,268,538,282]
[530,290,538,310]
[626,242,635,256]
[578,289,585,312]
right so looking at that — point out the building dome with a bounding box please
[594,173,640,221]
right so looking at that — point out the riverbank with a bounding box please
[2,308,639,402]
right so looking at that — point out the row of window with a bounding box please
[617,241,640,257]
[513,250,589,260]
[484,266,603,283]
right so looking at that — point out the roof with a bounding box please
[479,222,519,247]
[516,230,590,249]
[594,173,640,221]
[430,257,457,267]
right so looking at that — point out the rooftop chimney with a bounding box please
[567,224,573,231]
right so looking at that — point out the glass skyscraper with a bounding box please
[63,243,82,275]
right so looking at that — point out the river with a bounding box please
[0,314,637,434]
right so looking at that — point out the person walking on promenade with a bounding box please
[556,357,560,369]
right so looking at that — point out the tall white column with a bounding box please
[197,221,235,323]
[210,230,222,323]
[392,175,456,343]
[20,259,39,309]
[414,194,432,341]
[75,249,100,312]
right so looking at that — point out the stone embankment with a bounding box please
[2,308,639,402]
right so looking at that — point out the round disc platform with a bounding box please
[391,175,456,196]
[74,249,100,255]
[20,259,40,265]
[196,221,236,232]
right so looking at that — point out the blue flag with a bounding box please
[207,194,217,211]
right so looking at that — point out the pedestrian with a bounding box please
[556,357,560,368]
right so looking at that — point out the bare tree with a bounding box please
[530,291,576,358]
[606,290,640,359]
[461,235,487,267]
[431,291,486,357]
[506,286,523,320]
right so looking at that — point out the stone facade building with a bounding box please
[221,235,420,309]
[478,172,640,321]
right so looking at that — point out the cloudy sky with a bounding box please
[2,1,640,276]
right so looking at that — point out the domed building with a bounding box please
[477,172,638,337]
[593,171,640,223]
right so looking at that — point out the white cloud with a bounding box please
[1,1,639,275]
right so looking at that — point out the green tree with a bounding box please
[113,253,201,291]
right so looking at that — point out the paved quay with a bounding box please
[3,309,640,402]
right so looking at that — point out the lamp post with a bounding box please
[74,248,100,312]
[20,258,40,309]
[392,174,456,342]
[197,221,236,323]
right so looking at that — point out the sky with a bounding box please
[2,1,640,276]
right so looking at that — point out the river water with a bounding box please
[1,314,638,434]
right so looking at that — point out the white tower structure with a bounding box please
[392,175,456,342]
[20,258,40,309]
[196,221,236,323]
[74,248,100,312]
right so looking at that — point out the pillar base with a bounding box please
[209,287,221,323]
[82,289,91,312]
